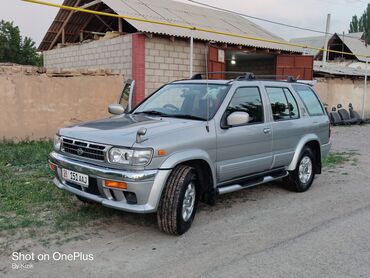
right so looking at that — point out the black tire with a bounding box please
[284,147,316,192]
[157,165,199,235]
[75,194,94,204]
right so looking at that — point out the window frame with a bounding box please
[221,86,265,128]
[292,84,325,117]
[131,82,231,120]
[265,86,301,122]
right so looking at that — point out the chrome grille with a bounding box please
[61,138,107,161]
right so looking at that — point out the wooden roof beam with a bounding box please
[78,0,102,10]
[48,0,82,50]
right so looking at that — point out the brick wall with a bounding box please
[43,34,132,78]
[144,36,207,96]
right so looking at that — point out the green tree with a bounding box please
[0,20,42,66]
[349,15,360,33]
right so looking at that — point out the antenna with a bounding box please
[205,44,210,132]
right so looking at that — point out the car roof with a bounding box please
[171,79,313,87]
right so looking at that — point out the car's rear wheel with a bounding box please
[284,147,316,192]
[157,165,199,235]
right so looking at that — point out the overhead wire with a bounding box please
[187,0,366,40]
[22,0,370,58]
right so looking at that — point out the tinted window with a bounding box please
[283,88,299,119]
[293,85,324,116]
[226,87,263,124]
[266,87,299,121]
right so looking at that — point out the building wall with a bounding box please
[0,66,124,141]
[43,34,133,78]
[315,78,370,118]
[144,36,207,96]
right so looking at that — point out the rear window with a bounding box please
[292,85,324,116]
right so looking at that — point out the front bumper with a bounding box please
[49,151,171,213]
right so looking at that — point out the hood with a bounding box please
[59,114,202,147]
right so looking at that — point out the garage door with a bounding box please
[276,55,314,80]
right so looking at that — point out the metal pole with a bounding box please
[323,14,331,66]
[190,32,194,78]
[362,58,368,120]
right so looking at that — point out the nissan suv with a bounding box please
[49,74,331,235]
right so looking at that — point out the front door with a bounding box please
[216,86,273,182]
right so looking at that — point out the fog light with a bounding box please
[123,192,137,204]
[104,180,128,190]
[49,162,57,172]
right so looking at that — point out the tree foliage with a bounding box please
[0,20,42,66]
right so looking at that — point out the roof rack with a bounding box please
[235,72,255,81]
[189,72,298,82]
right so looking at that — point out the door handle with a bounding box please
[263,128,271,134]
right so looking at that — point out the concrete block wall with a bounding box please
[144,36,207,96]
[43,34,133,78]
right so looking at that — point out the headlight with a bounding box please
[54,135,61,150]
[108,148,153,166]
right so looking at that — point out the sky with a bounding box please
[0,0,368,47]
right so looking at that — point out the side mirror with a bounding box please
[226,112,250,127]
[108,104,126,115]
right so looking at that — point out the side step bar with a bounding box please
[217,171,288,195]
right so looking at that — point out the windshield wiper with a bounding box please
[170,114,206,121]
[135,110,170,117]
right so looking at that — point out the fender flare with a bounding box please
[159,149,217,188]
[287,134,321,171]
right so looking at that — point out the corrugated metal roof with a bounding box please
[290,32,370,62]
[101,0,301,52]
[290,35,325,56]
[314,61,367,77]
[341,35,370,62]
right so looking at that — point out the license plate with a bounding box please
[62,169,89,187]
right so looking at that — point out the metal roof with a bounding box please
[39,0,301,52]
[290,35,326,56]
[314,61,367,77]
[102,0,300,52]
[341,34,370,62]
[290,32,370,62]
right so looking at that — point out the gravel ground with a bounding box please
[2,125,370,278]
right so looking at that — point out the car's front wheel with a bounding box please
[284,147,316,192]
[157,165,199,235]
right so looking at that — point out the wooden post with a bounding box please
[62,28,65,44]
[118,18,123,33]
[79,31,84,42]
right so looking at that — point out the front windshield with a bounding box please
[133,83,230,120]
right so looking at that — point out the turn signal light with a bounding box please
[49,162,57,172]
[157,149,167,156]
[104,180,128,190]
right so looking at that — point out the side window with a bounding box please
[283,88,299,119]
[292,85,324,116]
[266,87,299,121]
[226,87,264,124]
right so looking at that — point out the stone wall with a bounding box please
[44,34,132,78]
[144,36,207,96]
[315,78,370,118]
[0,65,124,141]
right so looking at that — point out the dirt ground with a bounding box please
[1,125,370,278]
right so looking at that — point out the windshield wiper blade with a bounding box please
[135,110,170,116]
[170,114,206,121]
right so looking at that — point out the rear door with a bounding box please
[264,85,306,168]
[216,85,273,182]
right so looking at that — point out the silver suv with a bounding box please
[49,74,331,235]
